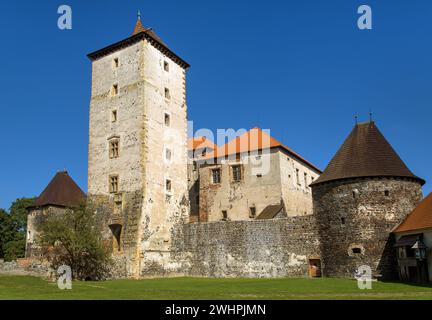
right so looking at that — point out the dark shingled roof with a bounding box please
[29,171,86,208]
[311,122,425,186]
[256,204,285,220]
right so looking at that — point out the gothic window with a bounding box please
[232,165,242,182]
[109,140,119,159]
[212,169,221,184]
[109,175,119,193]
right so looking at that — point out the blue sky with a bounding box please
[0,0,431,209]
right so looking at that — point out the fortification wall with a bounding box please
[173,216,320,278]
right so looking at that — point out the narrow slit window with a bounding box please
[164,113,170,126]
[249,207,256,218]
[166,179,172,193]
[111,110,117,122]
[222,210,228,221]
[164,88,171,99]
[112,84,119,96]
[164,61,169,72]
[113,58,119,69]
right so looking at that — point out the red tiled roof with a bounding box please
[393,193,432,233]
[29,171,86,208]
[204,128,321,173]
[187,137,217,151]
[311,122,425,186]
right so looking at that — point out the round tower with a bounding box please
[311,121,424,279]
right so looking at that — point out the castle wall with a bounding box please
[173,216,320,277]
[312,178,423,279]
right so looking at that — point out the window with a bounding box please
[164,61,169,72]
[111,110,117,122]
[109,175,119,193]
[113,58,119,69]
[352,191,356,199]
[311,176,315,183]
[352,248,362,254]
[249,207,256,218]
[304,173,308,188]
[212,169,221,184]
[222,210,228,221]
[193,161,197,171]
[166,179,172,193]
[164,88,170,99]
[296,168,300,185]
[165,148,172,161]
[341,217,346,225]
[256,174,262,178]
[164,113,170,126]
[385,190,390,197]
[112,84,119,96]
[202,149,207,157]
[232,165,242,182]
[109,140,119,159]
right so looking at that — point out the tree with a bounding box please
[36,204,112,281]
[0,198,35,261]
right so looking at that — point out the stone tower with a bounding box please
[87,17,190,278]
[311,121,424,279]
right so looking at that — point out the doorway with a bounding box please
[309,259,322,278]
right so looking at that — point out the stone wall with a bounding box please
[312,177,423,279]
[173,216,320,278]
[0,258,52,278]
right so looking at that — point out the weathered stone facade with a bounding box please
[87,25,189,278]
[312,178,423,279]
[173,216,320,278]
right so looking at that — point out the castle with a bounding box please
[26,18,426,280]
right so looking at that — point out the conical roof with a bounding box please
[311,122,425,186]
[29,171,86,208]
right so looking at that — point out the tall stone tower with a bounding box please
[87,16,190,278]
[311,121,424,279]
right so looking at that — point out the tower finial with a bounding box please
[369,110,373,122]
[354,115,358,125]
[137,10,141,21]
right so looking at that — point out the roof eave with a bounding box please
[87,31,190,69]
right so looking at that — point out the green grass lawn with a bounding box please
[1,275,432,300]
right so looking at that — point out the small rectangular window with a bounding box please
[296,168,300,185]
[166,179,172,193]
[111,110,117,122]
[109,140,119,159]
[164,61,169,72]
[193,161,197,171]
[249,207,256,218]
[164,88,170,99]
[212,169,221,184]
[304,172,308,188]
[164,113,170,126]
[232,165,242,182]
[109,175,119,193]
[165,148,172,161]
